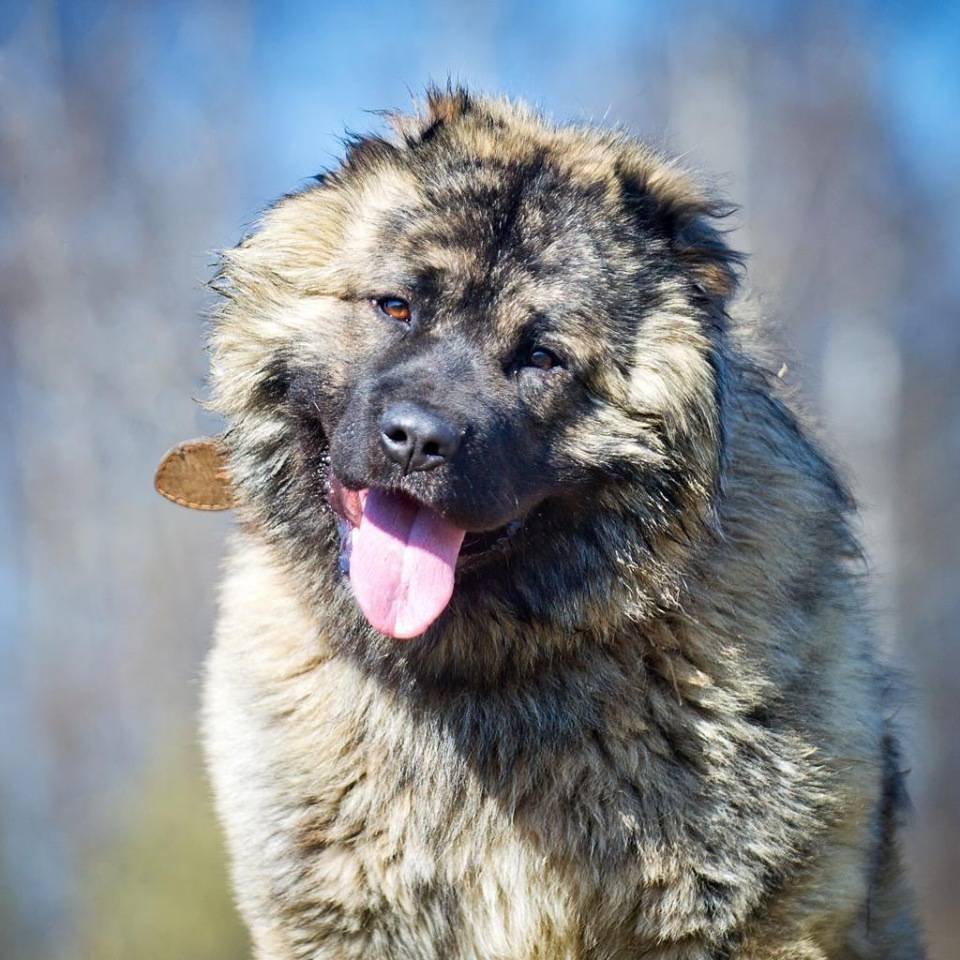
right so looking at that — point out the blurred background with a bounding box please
[1,1,958,957]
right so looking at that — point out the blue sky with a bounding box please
[237,1,960,206]
[9,0,954,224]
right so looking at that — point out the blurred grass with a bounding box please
[78,740,247,960]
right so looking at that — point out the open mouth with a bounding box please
[328,477,519,640]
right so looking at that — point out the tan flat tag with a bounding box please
[154,437,234,511]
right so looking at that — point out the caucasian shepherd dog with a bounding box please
[163,87,924,958]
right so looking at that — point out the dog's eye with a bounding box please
[525,347,561,371]
[375,296,411,323]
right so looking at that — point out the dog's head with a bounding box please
[211,88,741,644]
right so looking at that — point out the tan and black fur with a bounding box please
[198,88,923,958]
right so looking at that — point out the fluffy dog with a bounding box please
[194,88,923,958]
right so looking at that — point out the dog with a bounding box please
[164,87,924,958]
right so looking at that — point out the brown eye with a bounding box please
[376,296,411,322]
[526,347,561,370]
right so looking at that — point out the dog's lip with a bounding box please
[327,474,364,529]
[459,519,522,560]
[325,474,521,565]
[327,473,506,534]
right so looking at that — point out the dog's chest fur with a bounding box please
[204,538,878,960]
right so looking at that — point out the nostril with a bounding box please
[422,440,440,457]
[386,427,408,445]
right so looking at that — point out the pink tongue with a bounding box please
[348,489,466,639]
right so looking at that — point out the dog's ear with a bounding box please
[155,437,233,511]
[617,154,744,305]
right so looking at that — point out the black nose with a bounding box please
[379,403,461,473]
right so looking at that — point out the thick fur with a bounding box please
[201,88,923,958]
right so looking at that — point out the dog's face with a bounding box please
[211,90,740,642]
